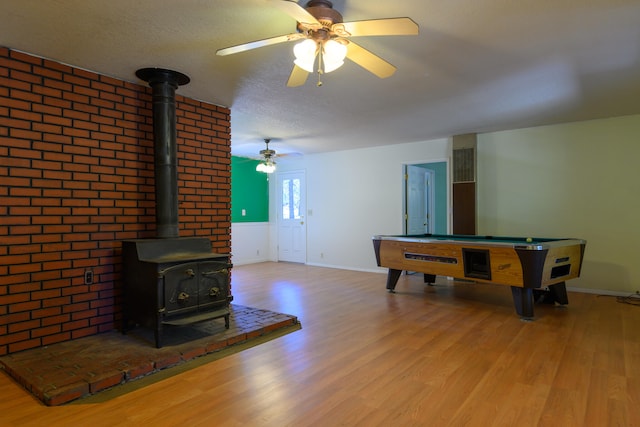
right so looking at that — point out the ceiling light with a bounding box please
[293,38,347,74]
[256,160,276,174]
[322,40,347,73]
[293,39,318,73]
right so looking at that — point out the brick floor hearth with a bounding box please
[0,305,300,406]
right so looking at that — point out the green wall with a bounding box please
[231,156,269,222]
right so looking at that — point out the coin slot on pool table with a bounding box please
[550,263,571,279]
[462,248,492,280]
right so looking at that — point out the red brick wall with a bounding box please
[0,47,231,356]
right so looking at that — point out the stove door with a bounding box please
[198,261,230,310]
[163,262,200,315]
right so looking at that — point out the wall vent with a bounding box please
[453,148,475,183]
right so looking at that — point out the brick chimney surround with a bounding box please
[0,47,232,356]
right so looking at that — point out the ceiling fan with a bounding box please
[256,139,278,173]
[216,0,419,87]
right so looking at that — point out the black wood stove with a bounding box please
[122,237,232,348]
[121,68,232,348]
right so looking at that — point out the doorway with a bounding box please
[405,165,434,234]
[403,162,448,235]
[277,170,307,263]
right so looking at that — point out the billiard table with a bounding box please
[372,234,586,319]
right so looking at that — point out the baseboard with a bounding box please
[566,286,634,297]
[232,257,271,266]
[303,261,383,274]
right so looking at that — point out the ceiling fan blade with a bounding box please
[287,64,309,87]
[270,0,323,30]
[333,17,419,37]
[216,33,304,56]
[276,152,303,159]
[345,41,396,79]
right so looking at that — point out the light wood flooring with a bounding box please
[1,262,639,426]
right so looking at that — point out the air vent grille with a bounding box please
[453,148,475,183]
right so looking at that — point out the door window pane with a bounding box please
[292,178,300,219]
[281,178,301,220]
[282,179,290,219]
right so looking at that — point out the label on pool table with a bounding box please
[404,252,458,264]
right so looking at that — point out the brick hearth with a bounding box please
[0,305,300,406]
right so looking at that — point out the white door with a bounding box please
[277,171,306,263]
[405,165,433,234]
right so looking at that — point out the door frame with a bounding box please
[402,159,451,235]
[404,164,435,234]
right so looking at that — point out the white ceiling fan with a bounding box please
[256,139,278,173]
[253,138,302,173]
[216,0,419,87]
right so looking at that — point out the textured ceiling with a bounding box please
[2,0,640,158]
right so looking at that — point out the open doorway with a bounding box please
[403,161,448,235]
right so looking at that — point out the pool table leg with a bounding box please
[386,269,402,292]
[424,274,436,285]
[511,286,535,319]
[548,282,569,305]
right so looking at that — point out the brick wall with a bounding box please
[0,47,232,356]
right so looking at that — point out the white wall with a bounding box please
[272,139,451,272]
[477,114,640,294]
[230,222,272,265]
[233,113,640,295]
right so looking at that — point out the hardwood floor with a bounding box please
[1,262,639,426]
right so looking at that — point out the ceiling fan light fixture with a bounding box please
[322,39,347,73]
[293,39,318,73]
[217,1,419,86]
[256,160,276,174]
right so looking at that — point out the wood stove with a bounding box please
[121,68,232,348]
[122,237,232,348]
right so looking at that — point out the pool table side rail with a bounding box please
[373,234,585,251]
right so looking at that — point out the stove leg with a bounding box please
[224,313,230,329]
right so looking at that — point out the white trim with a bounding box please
[304,261,384,274]
[566,286,634,297]
[231,222,271,265]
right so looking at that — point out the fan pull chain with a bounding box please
[317,48,323,87]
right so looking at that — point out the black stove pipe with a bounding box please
[136,68,190,239]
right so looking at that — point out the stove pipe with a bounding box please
[136,68,190,239]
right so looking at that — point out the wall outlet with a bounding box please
[84,269,94,285]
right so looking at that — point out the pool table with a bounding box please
[372,234,586,319]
